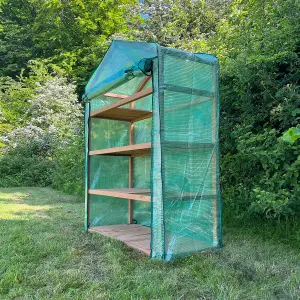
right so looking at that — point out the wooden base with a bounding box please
[89,224,150,255]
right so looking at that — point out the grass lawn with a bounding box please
[0,187,300,299]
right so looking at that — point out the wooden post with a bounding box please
[128,76,151,224]
[136,76,151,93]
[128,118,134,224]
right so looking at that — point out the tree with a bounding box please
[212,0,300,218]
[126,0,217,51]
[0,0,134,91]
[0,71,83,190]
[0,61,54,140]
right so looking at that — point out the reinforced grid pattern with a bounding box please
[88,75,152,228]
[151,47,221,259]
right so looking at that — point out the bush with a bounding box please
[0,154,54,187]
[222,126,300,218]
[0,72,84,195]
[52,133,84,197]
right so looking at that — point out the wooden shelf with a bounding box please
[89,224,150,255]
[89,142,214,157]
[89,188,151,202]
[89,143,151,157]
[90,87,153,122]
[89,188,216,202]
[90,107,152,122]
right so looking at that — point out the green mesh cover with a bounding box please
[151,47,221,260]
[84,40,221,261]
[85,40,157,98]
[88,74,152,227]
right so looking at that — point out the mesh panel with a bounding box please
[89,156,128,226]
[85,40,157,98]
[133,156,151,226]
[90,119,129,150]
[88,75,152,228]
[150,47,221,260]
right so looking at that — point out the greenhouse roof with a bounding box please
[84,40,218,100]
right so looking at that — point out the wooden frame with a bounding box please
[88,188,215,202]
[89,224,151,255]
[127,76,151,223]
[84,43,220,259]
[90,107,152,122]
[90,88,152,119]
[103,92,128,99]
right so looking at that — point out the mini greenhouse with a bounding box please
[83,40,221,260]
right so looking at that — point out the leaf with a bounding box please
[282,127,300,143]
[291,108,300,117]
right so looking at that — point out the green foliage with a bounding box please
[223,126,300,218]
[0,0,299,220]
[0,0,134,91]
[0,76,32,135]
[52,134,84,197]
[0,155,54,187]
[283,127,300,143]
[0,66,84,195]
[0,61,56,139]
[0,128,55,187]
[0,0,135,195]
[215,0,300,218]
[126,0,217,49]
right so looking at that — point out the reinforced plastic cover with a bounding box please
[84,40,221,260]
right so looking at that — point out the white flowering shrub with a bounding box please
[0,76,84,191]
[28,77,82,131]
[4,77,82,151]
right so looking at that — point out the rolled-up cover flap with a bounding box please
[84,40,158,100]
